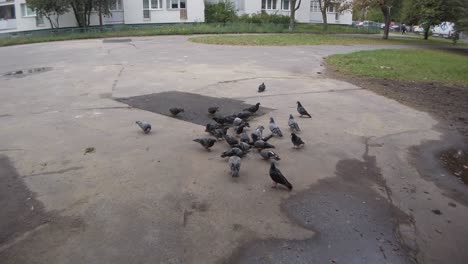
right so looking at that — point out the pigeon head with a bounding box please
[136,121,141,125]
[297,101,302,106]
[289,114,293,119]
[270,117,275,123]
[257,125,264,130]
[256,103,260,106]
[291,133,297,137]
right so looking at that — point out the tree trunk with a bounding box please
[55,15,60,28]
[70,3,84,27]
[321,9,328,31]
[289,0,296,31]
[423,24,430,40]
[380,5,391,39]
[45,15,55,29]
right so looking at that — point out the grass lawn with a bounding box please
[326,49,468,86]
[0,23,376,47]
[189,34,466,46]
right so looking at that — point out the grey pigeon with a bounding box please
[255,126,264,139]
[224,134,239,146]
[228,156,241,177]
[169,108,184,116]
[296,101,312,118]
[213,115,236,125]
[208,106,219,115]
[193,138,216,150]
[240,132,251,144]
[236,142,251,152]
[260,149,281,161]
[254,140,275,149]
[221,147,244,158]
[233,117,243,127]
[269,117,283,137]
[258,82,266,93]
[135,121,151,134]
[251,133,259,143]
[205,123,223,132]
[288,114,300,132]
[291,133,305,148]
[243,103,261,114]
[210,128,228,140]
[269,163,293,190]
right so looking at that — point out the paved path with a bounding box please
[0,36,467,264]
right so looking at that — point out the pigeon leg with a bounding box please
[271,182,278,188]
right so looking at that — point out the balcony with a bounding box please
[0,18,16,30]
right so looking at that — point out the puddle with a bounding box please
[115,91,272,126]
[2,67,52,78]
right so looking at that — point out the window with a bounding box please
[36,14,44,26]
[327,5,335,13]
[310,0,320,12]
[151,0,162,9]
[262,0,277,10]
[282,0,290,10]
[110,0,123,11]
[168,0,186,9]
[143,0,150,19]
[21,4,36,17]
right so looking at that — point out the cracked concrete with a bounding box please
[0,36,467,264]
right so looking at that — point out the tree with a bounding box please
[317,0,350,32]
[26,0,69,28]
[69,0,112,27]
[93,0,112,27]
[289,0,302,31]
[353,0,402,39]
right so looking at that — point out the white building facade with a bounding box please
[0,0,205,33]
[208,0,352,25]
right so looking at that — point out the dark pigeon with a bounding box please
[135,121,151,134]
[243,103,261,114]
[237,112,252,120]
[240,132,251,144]
[208,106,219,115]
[291,133,305,148]
[296,101,312,118]
[262,134,274,142]
[210,128,228,140]
[205,123,223,132]
[254,140,275,149]
[258,82,266,93]
[193,138,216,150]
[221,147,245,158]
[224,134,239,146]
[269,163,293,190]
[235,124,248,135]
[169,108,184,116]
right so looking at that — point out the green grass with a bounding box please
[326,49,468,86]
[189,34,468,46]
[0,23,376,47]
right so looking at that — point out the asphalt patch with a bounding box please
[2,67,52,78]
[115,91,271,126]
[226,140,415,264]
[103,38,132,43]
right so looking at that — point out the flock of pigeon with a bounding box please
[135,82,312,191]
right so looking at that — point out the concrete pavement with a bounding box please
[0,36,467,264]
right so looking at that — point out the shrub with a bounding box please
[205,1,237,23]
[237,12,291,24]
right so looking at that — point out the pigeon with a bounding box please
[288,114,300,132]
[233,117,243,127]
[193,138,216,151]
[269,117,283,137]
[251,133,259,143]
[255,126,265,139]
[169,108,184,116]
[205,123,223,132]
[240,132,251,144]
[135,121,151,134]
[243,103,261,114]
[210,128,228,140]
[213,115,236,125]
[296,101,312,118]
[235,124,248,135]
[237,112,252,120]
[221,147,245,158]
[260,149,281,161]
[236,142,251,152]
[224,134,239,146]
[262,134,274,142]
[208,106,219,115]
[254,140,275,149]
[291,133,305,148]
[228,156,241,177]
[269,163,293,190]
[258,82,266,93]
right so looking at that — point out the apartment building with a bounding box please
[0,0,205,33]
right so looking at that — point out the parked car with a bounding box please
[432,22,456,38]
[390,24,401,32]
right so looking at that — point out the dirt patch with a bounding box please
[326,68,468,137]
[439,149,468,184]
